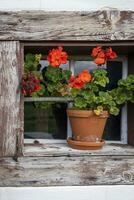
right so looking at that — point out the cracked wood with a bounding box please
[0,10,134,41]
[0,41,23,156]
[0,156,134,186]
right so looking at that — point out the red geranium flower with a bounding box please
[69,70,92,89]
[69,76,85,89]
[47,46,68,67]
[78,70,92,83]
[34,85,42,92]
[94,57,106,65]
[105,47,117,59]
[91,46,103,58]
[21,73,42,96]
[91,46,117,65]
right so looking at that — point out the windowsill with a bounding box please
[23,140,134,157]
[1,140,134,187]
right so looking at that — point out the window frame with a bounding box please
[21,42,129,145]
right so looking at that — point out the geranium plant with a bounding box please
[91,46,117,65]
[21,53,45,96]
[21,47,71,97]
[68,46,134,116]
[42,47,71,96]
[21,46,134,115]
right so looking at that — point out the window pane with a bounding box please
[39,60,69,70]
[24,102,67,139]
[106,61,122,89]
[74,61,104,75]
[103,114,121,140]
[103,61,122,140]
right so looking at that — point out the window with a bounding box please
[23,43,128,144]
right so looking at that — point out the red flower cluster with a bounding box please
[21,73,42,96]
[91,46,117,65]
[47,47,68,67]
[69,70,92,89]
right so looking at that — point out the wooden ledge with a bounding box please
[0,144,134,186]
[0,154,134,186]
[23,142,134,157]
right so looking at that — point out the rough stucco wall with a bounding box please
[0,0,133,11]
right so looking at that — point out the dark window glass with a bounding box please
[103,61,122,140]
[24,102,67,139]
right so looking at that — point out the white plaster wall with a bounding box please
[0,0,134,11]
[0,186,134,200]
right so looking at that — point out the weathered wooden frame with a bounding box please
[0,10,134,186]
[0,41,23,157]
[0,10,134,41]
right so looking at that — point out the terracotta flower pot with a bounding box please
[67,109,109,150]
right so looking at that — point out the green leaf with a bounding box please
[93,69,109,87]
[109,107,120,116]
[70,88,80,97]
[62,70,72,82]
[44,66,62,83]
[74,97,87,109]
[118,75,134,91]
[81,90,96,102]
[24,53,39,72]
[84,82,99,92]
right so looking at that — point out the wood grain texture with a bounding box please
[23,143,134,157]
[0,41,23,156]
[0,156,134,186]
[0,10,134,41]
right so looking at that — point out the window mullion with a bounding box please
[121,57,128,144]
[69,60,75,75]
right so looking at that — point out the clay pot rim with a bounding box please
[67,109,109,118]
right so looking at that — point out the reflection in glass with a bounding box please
[74,61,106,75]
[24,102,67,139]
[39,60,69,71]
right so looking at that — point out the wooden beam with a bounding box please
[0,41,23,156]
[0,10,134,41]
[0,156,134,186]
